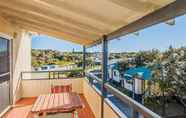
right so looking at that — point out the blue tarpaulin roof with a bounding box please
[124,67,151,80]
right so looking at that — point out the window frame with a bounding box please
[0,33,13,107]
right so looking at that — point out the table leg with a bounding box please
[74,111,78,118]
[41,112,47,118]
[33,113,40,118]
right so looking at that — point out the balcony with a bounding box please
[0,0,186,118]
[1,70,162,118]
[3,71,118,118]
[1,71,88,117]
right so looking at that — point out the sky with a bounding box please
[32,15,186,53]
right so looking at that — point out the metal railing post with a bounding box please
[131,108,138,118]
[53,71,55,79]
[101,35,108,118]
[48,71,51,79]
[20,72,23,80]
[83,45,86,77]
[58,72,60,79]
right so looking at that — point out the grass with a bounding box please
[56,61,75,67]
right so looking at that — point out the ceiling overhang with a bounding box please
[0,0,185,46]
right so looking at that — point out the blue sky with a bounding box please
[32,15,186,52]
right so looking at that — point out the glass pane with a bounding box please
[0,37,9,75]
[0,76,10,113]
[0,37,10,113]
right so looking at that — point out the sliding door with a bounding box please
[0,37,10,113]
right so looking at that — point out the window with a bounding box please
[0,37,10,113]
[0,37,9,75]
[113,71,117,76]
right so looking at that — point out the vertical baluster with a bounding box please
[49,71,51,79]
[131,108,138,118]
[58,72,59,79]
[53,71,55,79]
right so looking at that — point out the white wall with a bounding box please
[12,30,32,103]
[134,78,143,94]
[113,69,120,83]
[21,78,83,97]
[83,79,102,118]
[124,80,133,91]
[83,79,120,118]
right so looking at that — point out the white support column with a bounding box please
[12,30,32,103]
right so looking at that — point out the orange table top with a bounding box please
[31,92,83,113]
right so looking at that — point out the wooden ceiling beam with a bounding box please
[106,0,186,40]
[0,0,112,34]
[108,0,161,12]
[26,0,115,29]
[38,0,128,27]
[9,18,96,42]
[14,21,93,45]
[1,13,100,40]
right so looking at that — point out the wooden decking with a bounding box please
[4,94,95,118]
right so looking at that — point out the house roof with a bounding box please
[0,0,185,45]
[124,67,151,80]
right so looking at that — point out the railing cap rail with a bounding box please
[22,69,83,73]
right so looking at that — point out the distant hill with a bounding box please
[31,49,83,67]
[32,46,186,68]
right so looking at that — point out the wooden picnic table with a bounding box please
[31,92,83,117]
